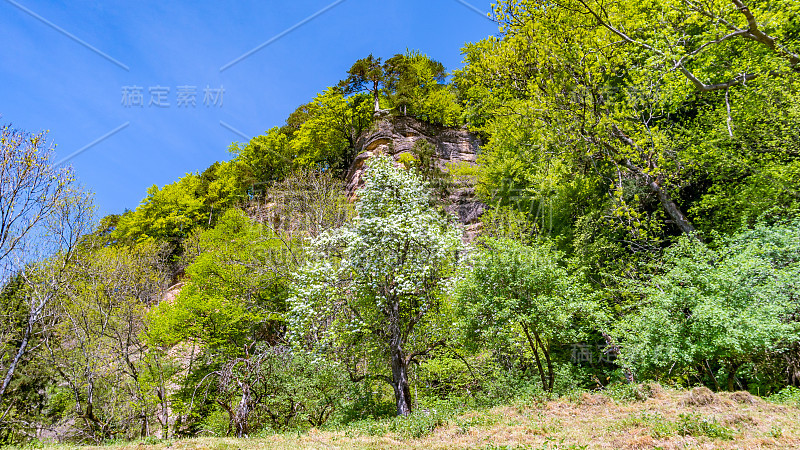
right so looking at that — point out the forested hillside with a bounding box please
[1,0,799,445]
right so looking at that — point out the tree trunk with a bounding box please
[373,81,380,112]
[532,330,554,392]
[0,313,33,400]
[0,295,46,402]
[522,324,549,392]
[646,175,697,236]
[388,301,412,416]
[140,412,149,438]
[727,363,740,391]
[234,382,251,438]
[391,348,412,416]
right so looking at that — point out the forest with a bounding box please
[1,0,799,445]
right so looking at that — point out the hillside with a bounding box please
[1,0,799,446]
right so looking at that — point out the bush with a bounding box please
[619,411,734,440]
[672,413,733,440]
[616,221,800,391]
[456,238,601,393]
[343,398,462,439]
[769,386,800,406]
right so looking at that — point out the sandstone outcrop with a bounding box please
[345,116,486,240]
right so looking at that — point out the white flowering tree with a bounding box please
[288,154,462,416]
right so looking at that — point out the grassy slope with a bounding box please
[55,386,800,450]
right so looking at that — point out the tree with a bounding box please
[340,54,385,112]
[113,174,207,245]
[291,88,373,176]
[228,128,294,189]
[247,169,354,240]
[149,209,294,356]
[384,54,414,116]
[44,241,169,441]
[211,345,347,436]
[458,0,800,242]
[0,124,78,273]
[288,155,462,416]
[616,221,800,391]
[456,238,599,392]
[147,209,301,433]
[567,0,800,94]
[385,51,462,125]
[0,125,93,429]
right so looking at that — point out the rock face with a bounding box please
[345,116,486,240]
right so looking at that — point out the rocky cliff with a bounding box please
[345,115,486,240]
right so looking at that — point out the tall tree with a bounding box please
[385,52,460,125]
[458,0,800,243]
[616,221,800,391]
[291,88,373,176]
[457,238,599,392]
[45,241,170,441]
[0,124,93,417]
[340,54,385,113]
[288,155,461,416]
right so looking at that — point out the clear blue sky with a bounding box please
[1,0,498,218]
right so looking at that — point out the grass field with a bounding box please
[42,385,800,450]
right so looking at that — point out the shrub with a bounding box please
[616,221,800,390]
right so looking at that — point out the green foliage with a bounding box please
[385,51,462,126]
[208,347,348,435]
[768,386,800,406]
[289,154,462,415]
[0,284,50,444]
[667,413,734,440]
[414,84,462,127]
[402,139,451,198]
[8,1,800,442]
[148,209,292,353]
[340,54,385,112]
[616,221,800,389]
[228,128,294,189]
[457,238,601,391]
[478,205,537,243]
[343,399,462,439]
[456,0,800,255]
[415,354,482,399]
[618,411,733,440]
[113,173,210,245]
[42,240,170,442]
[446,160,479,186]
[604,382,661,403]
[291,88,373,176]
[677,76,800,234]
[147,209,306,435]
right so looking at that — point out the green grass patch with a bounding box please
[617,411,733,440]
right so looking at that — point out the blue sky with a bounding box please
[0,0,498,218]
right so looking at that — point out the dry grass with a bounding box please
[56,387,800,449]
